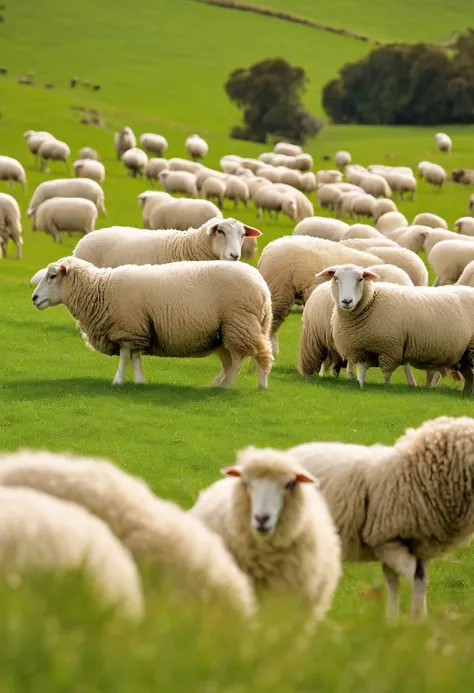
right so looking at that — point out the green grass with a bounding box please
[2,0,474,690]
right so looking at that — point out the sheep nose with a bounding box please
[229,253,239,261]
[341,298,352,306]
[32,293,38,303]
[254,514,270,529]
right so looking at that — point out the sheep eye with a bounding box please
[217,229,224,235]
[285,480,296,491]
[49,273,57,280]
[358,277,364,282]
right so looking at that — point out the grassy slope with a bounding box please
[237,0,474,42]
[2,1,474,691]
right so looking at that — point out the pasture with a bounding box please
[2,0,474,691]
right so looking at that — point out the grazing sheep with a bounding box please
[0,192,22,258]
[195,168,227,194]
[28,179,106,218]
[78,146,99,161]
[240,158,261,174]
[32,197,98,243]
[202,176,225,208]
[0,485,143,621]
[373,198,397,222]
[359,173,391,198]
[257,236,381,355]
[159,170,198,197]
[419,162,446,189]
[0,451,256,617]
[168,157,202,174]
[25,131,54,164]
[345,164,368,185]
[335,182,365,194]
[341,237,399,250]
[352,194,376,219]
[316,170,343,185]
[114,126,136,160]
[247,176,272,198]
[317,184,343,211]
[144,157,169,182]
[73,218,261,266]
[273,183,314,220]
[73,159,105,182]
[257,166,281,184]
[293,217,348,242]
[148,198,222,231]
[413,212,447,229]
[186,134,208,160]
[452,169,474,186]
[224,176,249,209]
[253,185,297,222]
[0,155,27,191]
[190,446,341,622]
[335,151,351,169]
[32,257,272,389]
[279,168,303,189]
[429,240,474,285]
[289,416,474,618]
[274,142,302,156]
[435,132,452,154]
[221,155,242,174]
[138,191,173,228]
[454,216,474,236]
[386,225,432,254]
[388,172,417,200]
[300,172,317,193]
[336,191,363,220]
[37,138,70,173]
[292,154,313,172]
[322,264,474,391]
[139,133,168,157]
[342,224,384,241]
[121,147,147,178]
[424,228,474,256]
[376,211,409,234]
[363,245,428,286]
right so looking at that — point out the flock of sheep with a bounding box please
[3,125,474,624]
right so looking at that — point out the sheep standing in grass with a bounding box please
[148,198,223,231]
[202,176,225,208]
[316,170,343,185]
[28,179,107,218]
[0,450,257,617]
[0,192,22,258]
[335,151,351,169]
[144,157,169,182]
[0,485,143,621]
[385,225,432,254]
[115,126,136,160]
[37,138,70,173]
[429,240,474,285]
[293,217,348,242]
[376,211,408,234]
[73,159,105,182]
[191,446,341,622]
[159,170,198,197]
[413,212,447,229]
[224,176,249,209]
[274,142,302,156]
[25,131,54,165]
[419,162,446,189]
[122,147,147,178]
[253,185,297,221]
[424,229,474,256]
[138,191,173,228]
[32,197,98,243]
[301,172,317,193]
[139,133,168,156]
[289,416,474,618]
[0,155,27,191]
[186,134,208,160]
[317,184,343,211]
[373,198,397,222]
[32,256,272,388]
[168,158,202,174]
[435,132,452,154]
[78,146,99,161]
[273,183,314,220]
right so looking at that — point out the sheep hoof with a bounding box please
[112,379,123,386]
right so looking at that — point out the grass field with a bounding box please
[2,0,474,690]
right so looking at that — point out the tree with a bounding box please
[225,57,322,143]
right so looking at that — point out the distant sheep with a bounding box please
[38,138,71,173]
[78,146,99,161]
[413,212,447,229]
[224,176,249,209]
[122,147,147,178]
[316,170,342,185]
[186,134,208,160]
[27,179,106,218]
[435,132,452,154]
[373,198,397,222]
[168,158,202,174]
[335,151,351,169]
[202,176,225,208]
[25,131,54,164]
[0,192,22,258]
[253,185,297,221]
[139,133,168,157]
[144,158,169,182]
[454,217,474,236]
[293,217,348,242]
[159,170,198,197]
[0,155,27,191]
[274,142,302,156]
[73,159,105,182]
[148,198,222,231]
[114,126,136,160]
[376,211,408,234]
[32,197,98,243]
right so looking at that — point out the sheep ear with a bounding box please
[316,267,337,278]
[243,225,262,238]
[59,262,68,274]
[29,268,47,286]
[207,221,221,235]
[362,270,379,280]
[295,472,318,485]
[220,465,242,478]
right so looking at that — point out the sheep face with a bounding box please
[32,262,68,309]
[207,218,261,262]
[317,264,379,312]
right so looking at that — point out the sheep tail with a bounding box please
[254,334,273,373]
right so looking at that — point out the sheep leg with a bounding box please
[112,347,131,385]
[426,370,442,388]
[347,360,356,380]
[212,347,232,387]
[131,351,146,385]
[271,332,280,357]
[411,558,428,619]
[382,564,400,621]
[374,541,418,619]
[216,353,243,389]
[403,364,417,387]
[357,364,368,388]
[15,238,22,260]
[460,362,474,396]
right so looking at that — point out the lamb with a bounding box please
[435,132,452,154]
[122,147,147,178]
[78,146,99,161]
[0,450,256,617]
[257,236,381,354]
[420,162,446,189]
[428,240,474,285]
[73,158,105,182]
[359,173,392,198]
[72,218,260,266]
[144,157,169,182]
[288,416,474,618]
[376,211,408,234]
[186,134,208,160]
[293,217,348,242]
[32,197,98,243]
[27,179,107,218]
[0,192,22,258]
[190,446,341,622]
[202,176,225,208]
[224,176,249,209]
[148,198,223,231]
[0,155,27,191]
[0,484,143,621]
[335,151,351,169]
[413,212,447,229]
[385,225,432,254]
[316,170,343,185]
[31,257,272,389]
[114,126,136,160]
[159,170,198,197]
[253,185,297,221]
[139,133,168,157]
[322,264,474,392]
[342,224,384,240]
[274,142,302,156]
[373,198,397,222]
[168,158,202,174]
[273,183,314,220]
[454,216,474,236]
[300,172,317,193]
[37,138,70,173]
[317,184,343,210]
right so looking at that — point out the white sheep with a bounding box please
[0,155,27,191]
[27,179,107,218]
[435,132,452,154]
[114,126,136,160]
[121,147,147,178]
[273,183,314,220]
[159,170,198,197]
[388,172,417,200]
[148,198,223,231]
[352,194,376,219]
[317,184,344,210]
[202,176,225,208]
[454,216,474,236]
[359,173,392,198]
[316,170,343,185]
[144,157,170,182]
[292,153,313,172]
[185,134,208,160]
[335,151,351,169]
[190,446,341,622]
[78,146,99,161]
[0,192,23,258]
[32,256,272,388]
[279,168,303,189]
[376,211,409,234]
[413,212,447,229]
[428,239,474,285]
[419,161,446,189]
[195,168,227,194]
[168,157,202,174]
[386,225,432,254]
[73,159,105,182]
[321,263,474,392]
[0,484,143,621]
[293,217,348,242]
[274,142,302,156]
[257,166,281,183]
[38,138,71,173]
[73,218,261,266]
[139,133,168,156]
[456,260,474,287]
[32,197,98,243]
[358,244,428,285]
[247,176,272,197]
[342,224,385,240]
[224,176,249,209]
[0,450,256,617]
[345,164,367,185]
[424,228,474,256]
[300,172,317,193]
[137,190,173,227]
[336,191,364,219]
[25,131,54,164]
[373,198,397,222]
[253,185,297,221]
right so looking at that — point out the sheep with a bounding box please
[288,416,474,618]
[352,194,376,220]
[316,170,343,185]
[388,172,417,200]
[300,172,317,193]
[424,228,474,256]
[32,197,98,243]
[0,484,143,621]
[168,158,202,174]
[341,237,399,250]
[240,158,261,174]
[25,131,54,164]
[257,166,281,184]
[257,236,381,355]
[413,212,447,229]
[428,240,474,285]
[279,168,303,189]
[73,218,261,267]
[293,217,348,242]
[139,133,168,157]
[27,179,107,218]
[202,176,225,208]
[247,176,272,197]
[144,157,169,182]
[114,126,136,160]
[335,191,363,220]
[386,225,432,254]
[317,184,344,211]
[221,155,242,174]
[194,167,225,194]
[138,190,173,228]
[37,138,71,173]
[148,198,223,231]
[253,185,297,222]
[335,151,351,169]
[292,153,313,172]
[159,170,198,197]
[273,183,314,220]
[452,169,474,185]
[274,142,302,156]
[420,162,446,189]
[0,155,27,191]
[359,173,391,198]
[78,146,99,161]
[361,245,429,286]
[0,192,22,258]
[321,264,474,392]
[373,198,397,222]
[0,450,256,617]
[32,256,272,389]
[376,211,409,234]
[454,216,474,236]
[343,224,385,241]
[345,164,367,186]
[435,132,452,154]
[456,260,474,287]
[185,134,208,160]
[190,446,341,622]
[224,176,249,209]
[121,147,147,178]
[73,159,105,182]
